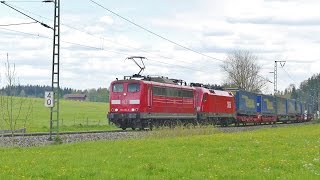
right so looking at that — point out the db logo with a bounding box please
[122,100,128,104]
[227,101,232,109]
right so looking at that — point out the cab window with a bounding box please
[128,83,140,92]
[113,83,124,92]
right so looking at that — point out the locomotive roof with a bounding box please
[197,87,234,97]
[111,78,194,89]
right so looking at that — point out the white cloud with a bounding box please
[99,15,114,25]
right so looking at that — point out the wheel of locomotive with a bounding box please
[221,119,229,127]
[139,123,145,131]
[120,121,127,130]
[131,123,136,130]
[235,122,240,127]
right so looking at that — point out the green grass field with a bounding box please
[0,97,113,132]
[0,124,319,179]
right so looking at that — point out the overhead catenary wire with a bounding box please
[0,25,272,83]
[88,0,276,83]
[88,0,224,63]
[0,1,278,84]
[2,2,262,74]
[0,1,53,29]
[0,27,211,73]
[281,66,299,86]
[0,0,44,2]
[1,2,196,66]
[0,21,37,26]
[0,27,107,50]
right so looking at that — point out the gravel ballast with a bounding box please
[0,122,314,147]
[0,131,144,147]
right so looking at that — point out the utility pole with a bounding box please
[49,0,60,140]
[0,0,59,139]
[274,61,286,95]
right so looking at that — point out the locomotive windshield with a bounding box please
[128,83,140,92]
[112,83,124,92]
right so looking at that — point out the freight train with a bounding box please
[107,74,313,130]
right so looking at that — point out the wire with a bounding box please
[0,1,275,84]
[0,1,53,29]
[6,1,202,67]
[2,1,43,2]
[0,27,272,84]
[87,1,275,81]
[3,2,52,20]
[0,21,36,26]
[281,67,299,85]
[88,0,224,63]
[0,27,210,73]
[2,2,196,66]
[7,3,242,74]
[0,27,101,50]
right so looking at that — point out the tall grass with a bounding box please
[148,125,220,138]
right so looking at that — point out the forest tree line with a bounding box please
[278,73,320,111]
[0,85,109,103]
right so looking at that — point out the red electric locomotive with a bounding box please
[192,83,236,126]
[108,75,197,130]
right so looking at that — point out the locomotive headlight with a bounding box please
[111,108,114,112]
[115,108,119,112]
[135,108,138,112]
[131,108,135,112]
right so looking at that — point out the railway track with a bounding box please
[0,121,315,147]
[0,129,133,137]
[0,129,143,147]
[217,121,313,133]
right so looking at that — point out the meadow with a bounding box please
[0,97,113,132]
[0,124,319,179]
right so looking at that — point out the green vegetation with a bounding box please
[0,125,319,179]
[0,97,113,132]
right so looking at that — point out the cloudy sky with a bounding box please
[0,0,319,94]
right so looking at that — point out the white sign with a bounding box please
[45,91,54,108]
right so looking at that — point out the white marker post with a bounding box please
[45,91,54,108]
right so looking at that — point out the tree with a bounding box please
[86,88,109,102]
[221,50,267,92]
[291,86,298,99]
[0,54,33,143]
